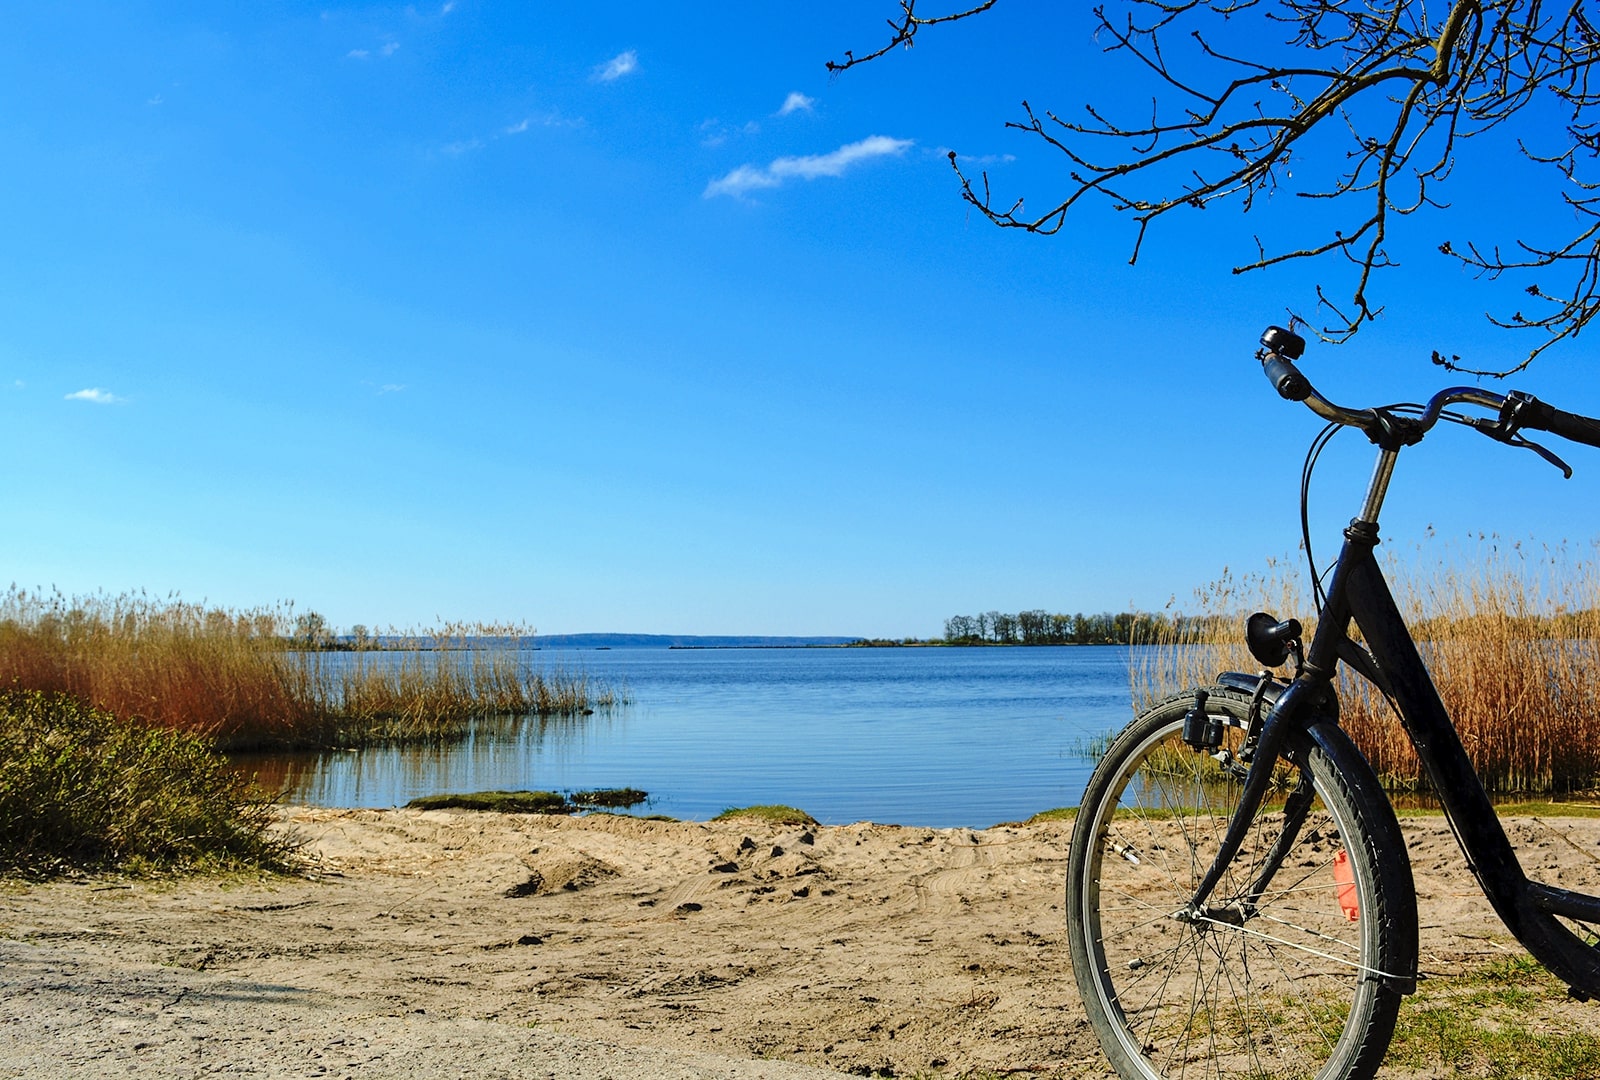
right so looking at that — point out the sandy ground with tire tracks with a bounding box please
[4,806,1600,1078]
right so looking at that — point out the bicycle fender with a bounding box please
[1217,670,1286,704]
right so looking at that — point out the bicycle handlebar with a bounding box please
[1258,325,1600,454]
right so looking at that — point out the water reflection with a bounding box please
[233,645,1140,828]
[234,710,624,807]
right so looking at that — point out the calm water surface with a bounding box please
[240,646,1140,828]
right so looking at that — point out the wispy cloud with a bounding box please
[348,39,399,60]
[704,135,913,200]
[946,150,1016,167]
[65,388,121,405]
[593,50,638,83]
[146,94,164,107]
[697,117,760,148]
[505,110,581,135]
[434,110,582,156]
[777,92,814,116]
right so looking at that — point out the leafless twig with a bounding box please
[837,1,1600,375]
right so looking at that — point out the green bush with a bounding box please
[0,691,297,877]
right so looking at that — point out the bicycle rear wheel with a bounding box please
[1067,686,1415,1080]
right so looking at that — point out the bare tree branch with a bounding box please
[837,0,1600,375]
[826,1,999,73]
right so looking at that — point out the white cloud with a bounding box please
[65,388,120,404]
[777,92,814,116]
[947,150,1017,166]
[440,138,484,155]
[504,111,580,134]
[146,94,164,106]
[378,383,406,395]
[347,39,399,60]
[704,135,913,199]
[698,118,760,147]
[593,50,638,82]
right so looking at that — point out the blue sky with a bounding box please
[4,2,1597,637]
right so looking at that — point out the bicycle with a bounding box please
[1066,324,1600,1080]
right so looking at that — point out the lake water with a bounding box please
[239,645,1141,828]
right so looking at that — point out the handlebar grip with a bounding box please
[1505,391,1600,450]
[1543,405,1600,450]
[1262,356,1311,402]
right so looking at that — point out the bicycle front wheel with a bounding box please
[1067,686,1415,1080]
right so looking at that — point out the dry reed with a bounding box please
[0,589,620,751]
[1135,538,1600,796]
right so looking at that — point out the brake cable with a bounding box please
[1299,420,1343,611]
[1298,402,1425,610]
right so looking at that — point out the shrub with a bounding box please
[0,691,297,877]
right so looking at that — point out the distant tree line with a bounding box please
[942,610,1220,646]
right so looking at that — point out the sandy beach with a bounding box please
[5,806,1600,1078]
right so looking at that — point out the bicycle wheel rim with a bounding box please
[1071,698,1388,1080]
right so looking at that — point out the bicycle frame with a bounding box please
[1200,444,1600,998]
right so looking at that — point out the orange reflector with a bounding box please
[1332,849,1359,922]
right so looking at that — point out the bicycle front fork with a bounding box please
[1182,678,1316,916]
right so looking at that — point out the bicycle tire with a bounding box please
[1067,686,1417,1080]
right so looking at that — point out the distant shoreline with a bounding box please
[665,640,1126,650]
[307,635,1134,651]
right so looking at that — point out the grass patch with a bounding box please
[0,588,624,750]
[406,790,571,814]
[713,805,818,826]
[1024,807,1077,823]
[0,690,297,878]
[1388,956,1600,1079]
[405,788,648,814]
[1395,799,1600,818]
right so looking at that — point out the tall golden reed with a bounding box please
[0,589,618,750]
[1135,538,1600,795]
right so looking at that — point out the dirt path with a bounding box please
[4,807,1600,1078]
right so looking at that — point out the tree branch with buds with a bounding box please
[835,1,1600,375]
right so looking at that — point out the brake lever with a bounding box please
[1516,435,1574,478]
[1470,416,1574,477]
